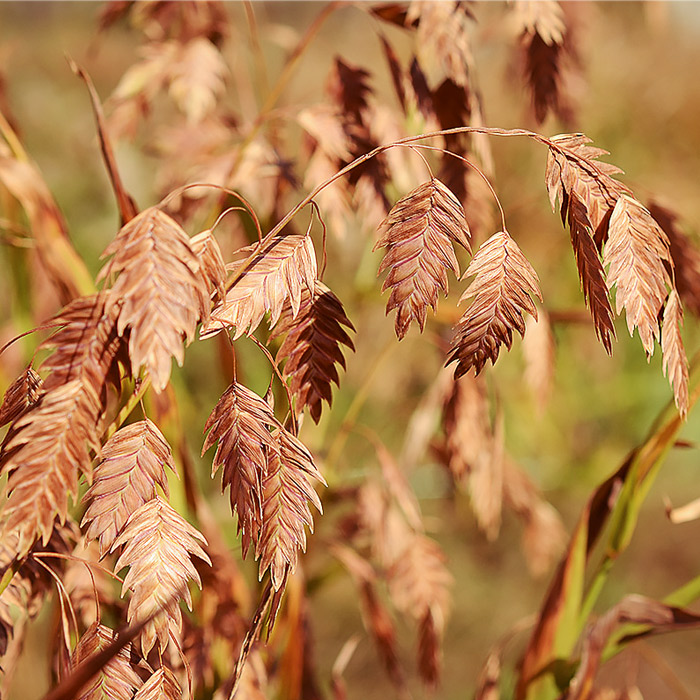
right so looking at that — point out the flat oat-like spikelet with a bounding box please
[0,379,100,552]
[72,622,143,700]
[387,533,452,687]
[502,459,566,577]
[545,133,629,242]
[0,296,126,544]
[514,0,569,124]
[82,419,176,556]
[375,178,471,339]
[566,192,616,353]
[443,372,492,482]
[447,230,542,377]
[203,382,280,545]
[191,228,227,303]
[98,207,210,392]
[408,1,473,87]
[332,543,405,690]
[134,667,181,700]
[649,203,700,317]
[0,526,74,664]
[270,282,355,423]
[112,495,210,656]
[169,37,227,124]
[202,235,317,340]
[604,195,672,355]
[662,290,689,417]
[0,367,43,428]
[522,312,555,413]
[40,294,124,398]
[442,373,503,540]
[257,429,325,590]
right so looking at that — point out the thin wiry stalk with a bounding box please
[267,126,552,243]
[248,335,299,436]
[399,143,507,233]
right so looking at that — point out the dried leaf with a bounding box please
[82,419,176,556]
[71,622,143,700]
[661,289,689,418]
[447,230,542,376]
[202,235,317,340]
[0,151,94,302]
[566,595,700,700]
[375,178,471,339]
[270,281,355,423]
[99,207,210,392]
[665,495,700,524]
[70,61,138,225]
[604,195,672,355]
[0,367,43,428]
[112,495,210,656]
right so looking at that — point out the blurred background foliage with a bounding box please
[2,2,700,698]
